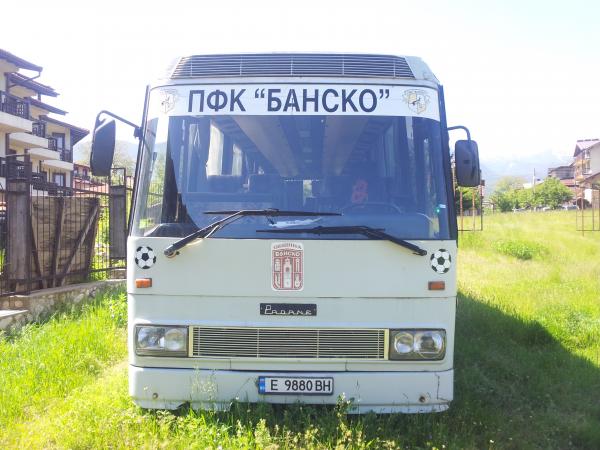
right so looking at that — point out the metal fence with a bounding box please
[455,185,484,232]
[0,154,132,295]
[576,187,600,234]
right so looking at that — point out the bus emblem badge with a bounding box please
[159,89,179,113]
[271,242,304,291]
[403,89,429,114]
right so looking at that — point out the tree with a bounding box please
[74,140,137,175]
[490,190,517,212]
[516,187,536,209]
[494,175,527,194]
[489,177,573,212]
[536,177,573,208]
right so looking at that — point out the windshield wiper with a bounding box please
[163,209,341,257]
[257,225,427,256]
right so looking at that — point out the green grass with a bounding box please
[1,211,599,449]
[0,288,127,430]
[492,238,548,260]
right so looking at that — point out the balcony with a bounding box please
[59,148,73,163]
[28,147,60,161]
[32,120,46,137]
[0,90,29,118]
[574,166,592,181]
[31,171,48,189]
[26,121,58,160]
[42,159,73,172]
[31,178,73,196]
[74,172,91,181]
[0,157,73,195]
[48,137,73,163]
[2,125,72,166]
[0,156,28,179]
[0,90,33,133]
[9,131,50,150]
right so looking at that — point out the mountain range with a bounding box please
[481,149,572,193]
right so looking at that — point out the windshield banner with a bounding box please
[150,84,440,120]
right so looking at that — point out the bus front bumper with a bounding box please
[129,365,453,414]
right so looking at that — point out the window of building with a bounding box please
[53,173,66,186]
[52,132,66,150]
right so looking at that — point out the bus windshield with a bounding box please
[132,114,451,240]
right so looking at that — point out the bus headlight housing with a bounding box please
[135,325,188,356]
[389,329,446,360]
[392,331,414,354]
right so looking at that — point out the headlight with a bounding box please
[389,329,446,360]
[164,328,187,352]
[137,326,163,350]
[393,332,414,354]
[135,326,188,356]
[414,331,445,357]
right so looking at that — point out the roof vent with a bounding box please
[171,54,414,79]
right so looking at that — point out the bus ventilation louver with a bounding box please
[191,327,386,359]
[171,54,414,80]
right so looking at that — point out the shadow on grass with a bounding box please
[153,291,600,449]
[452,291,600,449]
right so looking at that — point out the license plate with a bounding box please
[258,376,334,395]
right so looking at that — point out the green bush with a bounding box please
[493,239,548,260]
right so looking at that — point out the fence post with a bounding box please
[479,184,484,230]
[471,187,476,230]
[109,184,127,259]
[7,178,30,292]
[581,189,585,236]
[459,189,464,231]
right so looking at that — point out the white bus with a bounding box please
[91,53,480,413]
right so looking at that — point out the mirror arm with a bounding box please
[447,125,471,142]
[95,110,141,139]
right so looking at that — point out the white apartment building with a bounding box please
[0,48,88,191]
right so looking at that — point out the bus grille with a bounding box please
[171,54,414,79]
[191,327,386,359]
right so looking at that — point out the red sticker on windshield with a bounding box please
[272,242,304,291]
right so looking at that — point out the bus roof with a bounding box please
[164,53,439,84]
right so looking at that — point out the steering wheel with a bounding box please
[341,202,403,214]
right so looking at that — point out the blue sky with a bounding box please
[2,0,599,163]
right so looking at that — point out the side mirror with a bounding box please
[90,118,116,176]
[455,140,481,187]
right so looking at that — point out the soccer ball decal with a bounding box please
[135,246,156,269]
[430,249,451,274]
